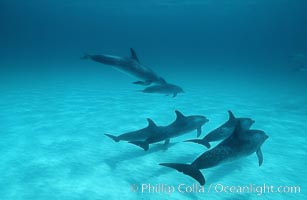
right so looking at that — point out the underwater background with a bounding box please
[0,0,306,199]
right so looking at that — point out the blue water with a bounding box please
[1,0,306,199]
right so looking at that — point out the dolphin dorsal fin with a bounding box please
[175,110,185,120]
[130,48,139,62]
[160,78,167,85]
[228,110,236,121]
[147,118,157,128]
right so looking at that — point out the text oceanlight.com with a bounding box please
[130,183,301,195]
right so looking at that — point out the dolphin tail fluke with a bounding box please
[128,141,149,151]
[81,53,91,60]
[159,163,205,185]
[104,134,120,142]
[184,138,211,148]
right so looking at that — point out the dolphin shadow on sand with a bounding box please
[104,142,178,169]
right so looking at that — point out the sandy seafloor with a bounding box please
[0,64,306,200]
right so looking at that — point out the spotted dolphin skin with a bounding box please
[142,83,184,97]
[185,111,255,148]
[104,119,160,142]
[128,111,209,151]
[82,48,167,86]
[160,121,268,185]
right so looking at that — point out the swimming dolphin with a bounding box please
[82,48,167,85]
[185,111,255,148]
[142,83,184,97]
[289,53,306,72]
[105,118,159,142]
[128,111,209,151]
[160,121,268,185]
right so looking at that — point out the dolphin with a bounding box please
[160,121,268,185]
[105,118,160,142]
[185,111,255,148]
[289,53,306,72]
[82,48,167,85]
[142,83,184,97]
[293,63,306,72]
[128,110,209,151]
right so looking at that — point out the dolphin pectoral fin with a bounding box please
[133,80,152,85]
[184,138,211,148]
[197,127,202,137]
[133,81,145,85]
[104,134,120,142]
[159,163,205,185]
[173,93,177,98]
[162,140,170,151]
[128,141,149,151]
[256,148,263,166]
[164,139,170,145]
